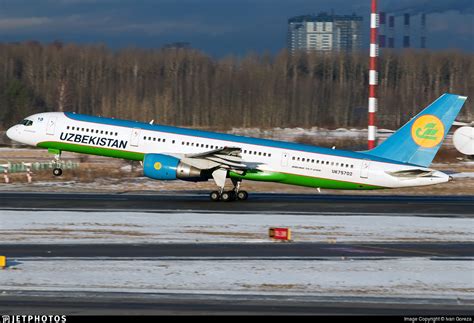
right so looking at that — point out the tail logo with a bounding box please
[154,162,162,170]
[411,115,445,148]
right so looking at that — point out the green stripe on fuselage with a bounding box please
[38,141,383,190]
[37,141,145,161]
[229,170,383,190]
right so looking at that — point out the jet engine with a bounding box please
[143,153,208,181]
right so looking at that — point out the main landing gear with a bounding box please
[210,178,248,202]
[209,190,249,202]
[209,189,249,202]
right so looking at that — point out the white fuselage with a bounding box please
[6,112,450,189]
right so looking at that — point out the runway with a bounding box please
[2,291,473,315]
[2,242,473,258]
[1,192,473,216]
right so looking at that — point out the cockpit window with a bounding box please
[20,119,33,126]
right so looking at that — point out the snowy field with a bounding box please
[1,211,473,244]
[1,210,472,300]
[1,258,473,299]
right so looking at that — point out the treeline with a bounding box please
[0,41,472,130]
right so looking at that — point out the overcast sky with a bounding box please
[0,0,472,56]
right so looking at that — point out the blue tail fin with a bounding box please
[363,93,468,167]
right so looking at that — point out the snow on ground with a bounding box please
[227,127,457,147]
[1,258,472,299]
[0,211,472,244]
[452,172,474,178]
[228,127,394,140]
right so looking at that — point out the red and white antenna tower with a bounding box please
[368,0,379,149]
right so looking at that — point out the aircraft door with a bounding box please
[360,160,370,179]
[130,128,141,147]
[46,117,57,135]
[281,152,289,167]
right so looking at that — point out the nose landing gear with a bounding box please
[53,168,63,176]
[49,149,63,176]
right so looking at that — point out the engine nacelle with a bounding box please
[143,153,208,181]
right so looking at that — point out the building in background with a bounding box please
[379,12,428,50]
[288,13,363,53]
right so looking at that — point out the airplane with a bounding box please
[6,93,467,201]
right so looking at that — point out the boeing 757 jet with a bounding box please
[6,93,467,201]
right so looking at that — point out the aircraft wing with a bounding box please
[184,147,247,169]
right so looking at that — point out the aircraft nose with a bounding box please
[6,125,19,141]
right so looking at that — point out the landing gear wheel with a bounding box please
[210,191,221,201]
[53,168,63,176]
[221,191,236,202]
[236,190,248,201]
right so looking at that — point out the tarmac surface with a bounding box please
[1,192,473,216]
[2,242,473,258]
[1,291,473,315]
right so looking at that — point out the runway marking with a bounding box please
[352,244,451,258]
[8,256,474,261]
[0,207,464,218]
[322,247,386,254]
